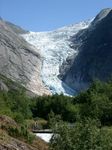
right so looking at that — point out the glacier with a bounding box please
[22,20,92,95]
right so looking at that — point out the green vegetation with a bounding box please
[1,123,35,144]
[50,117,112,150]
[49,80,112,150]
[31,94,75,122]
[0,89,32,123]
[73,80,112,125]
[0,77,112,149]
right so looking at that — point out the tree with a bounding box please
[50,117,112,150]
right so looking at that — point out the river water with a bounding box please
[36,133,53,143]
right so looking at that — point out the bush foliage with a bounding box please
[0,79,112,149]
[49,80,112,150]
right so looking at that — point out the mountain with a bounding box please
[60,8,112,92]
[0,8,112,96]
[22,20,92,95]
[0,19,50,96]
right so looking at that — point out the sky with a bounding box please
[0,0,112,31]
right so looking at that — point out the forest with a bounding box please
[0,80,112,149]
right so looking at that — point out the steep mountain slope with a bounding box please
[0,19,50,95]
[60,8,112,92]
[22,20,92,95]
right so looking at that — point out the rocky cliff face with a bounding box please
[60,8,112,92]
[0,19,50,95]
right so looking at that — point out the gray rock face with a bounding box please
[0,19,50,95]
[0,80,8,91]
[60,8,112,92]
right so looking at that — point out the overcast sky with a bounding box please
[0,0,112,31]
